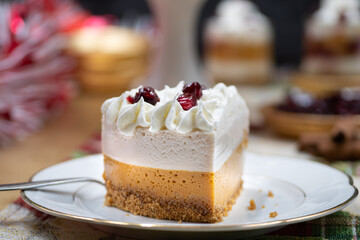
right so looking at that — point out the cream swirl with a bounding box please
[101,82,247,136]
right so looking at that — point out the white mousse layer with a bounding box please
[101,82,249,172]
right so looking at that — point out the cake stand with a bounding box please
[146,0,206,88]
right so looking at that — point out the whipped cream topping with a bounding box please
[102,82,249,172]
[102,81,247,136]
[205,0,272,43]
[307,0,360,39]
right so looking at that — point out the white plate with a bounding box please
[21,152,357,239]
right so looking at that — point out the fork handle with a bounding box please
[0,177,104,191]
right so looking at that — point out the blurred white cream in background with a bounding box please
[68,26,150,94]
[302,0,360,74]
[204,0,273,85]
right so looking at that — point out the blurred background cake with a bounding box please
[204,0,273,85]
[68,26,150,94]
[302,0,360,75]
[262,0,360,138]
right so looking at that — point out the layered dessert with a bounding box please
[302,0,360,74]
[101,82,249,223]
[68,26,149,93]
[204,0,273,84]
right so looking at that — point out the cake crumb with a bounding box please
[247,199,256,210]
[269,211,278,218]
[178,220,182,223]
[275,203,278,207]
[126,214,130,216]
[268,191,274,197]
[259,189,262,192]
[262,205,265,209]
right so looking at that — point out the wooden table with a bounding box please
[0,94,107,210]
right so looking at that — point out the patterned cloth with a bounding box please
[0,134,359,240]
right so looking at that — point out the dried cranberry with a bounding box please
[182,82,203,99]
[126,95,135,104]
[177,94,197,111]
[332,91,360,114]
[177,82,206,110]
[278,88,360,115]
[278,90,331,114]
[127,86,159,106]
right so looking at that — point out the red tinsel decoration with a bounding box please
[0,0,87,147]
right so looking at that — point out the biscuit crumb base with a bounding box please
[104,180,242,223]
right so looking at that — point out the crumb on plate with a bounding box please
[269,211,278,218]
[262,205,265,209]
[268,191,274,197]
[247,199,256,210]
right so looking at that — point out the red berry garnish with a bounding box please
[177,82,206,111]
[126,95,135,104]
[127,86,159,106]
[182,82,203,99]
[177,94,196,111]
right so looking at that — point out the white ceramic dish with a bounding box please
[21,152,357,239]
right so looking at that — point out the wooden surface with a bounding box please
[0,94,107,210]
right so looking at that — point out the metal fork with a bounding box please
[0,177,104,191]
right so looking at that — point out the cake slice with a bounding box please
[204,0,272,85]
[101,82,249,223]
